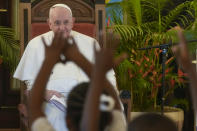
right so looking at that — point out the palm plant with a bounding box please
[107,0,196,45]
[0,26,20,72]
[107,0,197,111]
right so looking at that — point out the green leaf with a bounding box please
[0,26,20,72]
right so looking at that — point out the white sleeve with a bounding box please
[31,117,55,131]
[13,37,44,84]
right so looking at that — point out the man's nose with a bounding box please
[59,24,66,30]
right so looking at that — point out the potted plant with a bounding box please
[107,0,197,130]
[0,26,20,72]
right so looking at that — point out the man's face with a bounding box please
[48,7,74,37]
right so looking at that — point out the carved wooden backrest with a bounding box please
[31,0,95,23]
[30,0,96,38]
[20,0,106,55]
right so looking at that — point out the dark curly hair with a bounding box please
[66,82,112,131]
[128,113,178,131]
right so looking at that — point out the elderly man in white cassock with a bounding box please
[14,3,117,131]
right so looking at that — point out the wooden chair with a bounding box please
[18,0,106,130]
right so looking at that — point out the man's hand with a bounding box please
[45,90,64,101]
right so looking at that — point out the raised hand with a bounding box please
[172,27,197,115]
[106,29,120,50]
[62,36,80,61]
[94,42,113,72]
[41,31,66,64]
[93,43,127,73]
[80,32,127,131]
[94,29,127,73]
[172,27,193,71]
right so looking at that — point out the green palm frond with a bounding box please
[149,31,178,44]
[0,26,20,72]
[141,0,157,23]
[161,1,194,31]
[110,9,123,25]
[108,0,195,45]
[191,19,197,30]
[141,21,158,33]
[113,24,144,41]
[129,0,142,26]
[119,0,142,26]
[190,0,197,20]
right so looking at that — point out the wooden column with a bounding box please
[19,1,31,56]
[19,1,31,131]
[95,0,106,48]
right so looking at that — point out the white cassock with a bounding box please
[14,30,117,131]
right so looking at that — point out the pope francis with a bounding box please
[14,3,117,131]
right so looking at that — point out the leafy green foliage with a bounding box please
[0,26,20,72]
[107,0,197,111]
[107,0,196,47]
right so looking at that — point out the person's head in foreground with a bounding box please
[66,82,114,131]
[48,4,74,37]
[128,113,178,131]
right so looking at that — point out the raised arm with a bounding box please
[63,36,124,109]
[80,44,127,131]
[80,46,113,131]
[172,28,197,112]
[29,32,66,124]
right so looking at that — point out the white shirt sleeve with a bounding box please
[13,38,44,80]
[31,117,55,131]
[13,33,49,91]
